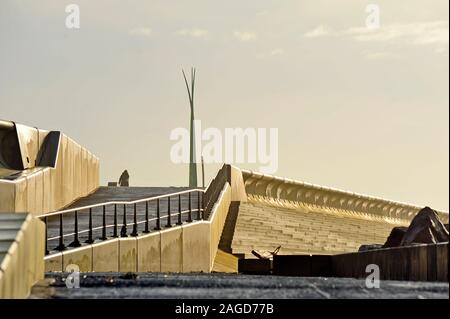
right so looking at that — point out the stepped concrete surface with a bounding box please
[231,200,411,258]
[30,272,449,299]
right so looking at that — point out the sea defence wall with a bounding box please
[0,213,45,298]
[44,179,233,273]
[241,170,448,223]
[0,120,100,216]
[228,169,449,258]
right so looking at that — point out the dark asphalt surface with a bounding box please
[46,187,201,252]
[31,273,449,299]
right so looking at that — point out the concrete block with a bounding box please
[182,222,210,272]
[0,253,13,298]
[34,170,44,215]
[119,237,137,272]
[26,176,36,215]
[34,218,46,280]
[62,246,93,272]
[137,232,161,272]
[14,178,27,212]
[92,239,119,272]
[81,147,88,196]
[161,227,182,272]
[0,181,15,213]
[42,168,51,214]
[0,269,3,298]
[45,253,63,272]
[230,165,247,202]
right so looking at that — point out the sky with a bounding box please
[0,0,448,211]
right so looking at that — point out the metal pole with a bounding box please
[177,194,182,225]
[166,196,172,227]
[121,204,128,237]
[201,155,205,189]
[144,201,150,233]
[113,204,118,237]
[56,214,65,251]
[44,217,49,255]
[197,191,201,220]
[69,211,81,247]
[100,206,107,240]
[187,192,192,222]
[85,208,94,244]
[131,203,138,236]
[154,198,161,230]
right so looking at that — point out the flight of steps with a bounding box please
[231,200,411,259]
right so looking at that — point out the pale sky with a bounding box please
[1,0,448,211]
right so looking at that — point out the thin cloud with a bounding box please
[365,52,398,60]
[270,48,284,56]
[234,31,257,42]
[304,25,332,38]
[304,21,449,48]
[345,21,449,46]
[176,28,209,38]
[129,27,152,37]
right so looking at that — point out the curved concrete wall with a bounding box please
[0,214,45,298]
[0,133,100,216]
[241,170,449,223]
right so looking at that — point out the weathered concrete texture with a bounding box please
[212,249,238,273]
[45,253,63,272]
[63,246,93,272]
[137,233,160,272]
[182,222,210,272]
[209,184,232,267]
[232,201,412,258]
[0,129,100,216]
[242,170,449,223]
[161,228,183,272]
[0,213,45,298]
[43,182,231,274]
[229,165,247,202]
[31,273,449,299]
[93,239,119,272]
[119,238,137,273]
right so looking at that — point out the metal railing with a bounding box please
[39,189,204,255]
[39,164,233,255]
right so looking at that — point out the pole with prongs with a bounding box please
[182,67,198,188]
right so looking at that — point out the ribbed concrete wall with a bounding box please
[0,214,45,298]
[229,170,449,258]
[242,170,448,222]
[232,201,411,258]
[0,133,99,216]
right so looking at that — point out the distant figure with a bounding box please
[118,170,129,187]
